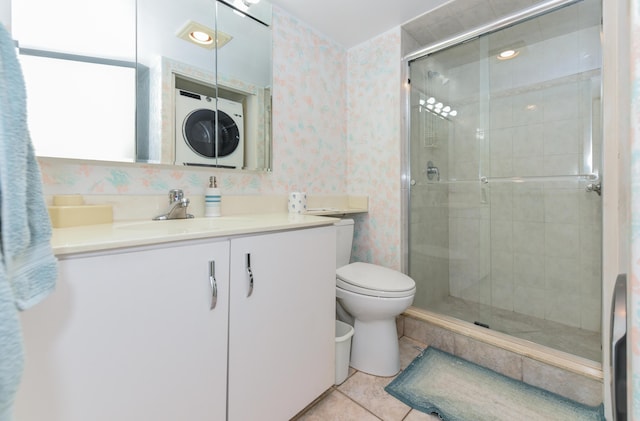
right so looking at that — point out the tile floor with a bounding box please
[293,337,441,421]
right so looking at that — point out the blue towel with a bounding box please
[0,23,57,420]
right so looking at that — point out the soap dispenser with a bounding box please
[205,176,221,217]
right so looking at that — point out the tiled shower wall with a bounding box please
[409,107,450,309]
[446,25,603,332]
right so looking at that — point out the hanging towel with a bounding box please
[0,23,58,421]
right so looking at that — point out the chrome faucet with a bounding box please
[153,189,195,220]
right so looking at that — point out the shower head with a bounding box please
[428,70,449,85]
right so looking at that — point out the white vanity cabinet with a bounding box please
[15,223,336,421]
[227,226,336,421]
[15,239,230,421]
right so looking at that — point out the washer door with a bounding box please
[183,109,240,158]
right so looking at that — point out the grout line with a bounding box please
[290,386,337,420]
[333,388,384,421]
[296,337,430,420]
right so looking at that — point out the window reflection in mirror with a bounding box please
[13,0,136,162]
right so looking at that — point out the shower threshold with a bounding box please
[404,305,603,381]
[421,296,601,363]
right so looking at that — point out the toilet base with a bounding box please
[349,318,400,377]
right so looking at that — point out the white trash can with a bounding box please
[335,320,355,385]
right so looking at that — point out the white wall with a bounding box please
[602,0,630,418]
[0,0,9,29]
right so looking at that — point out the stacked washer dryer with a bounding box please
[174,89,244,169]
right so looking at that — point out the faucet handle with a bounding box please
[426,161,440,182]
[169,189,184,203]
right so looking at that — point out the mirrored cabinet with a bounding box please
[10,0,273,172]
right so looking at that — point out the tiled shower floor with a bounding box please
[293,337,440,421]
[427,296,602,362]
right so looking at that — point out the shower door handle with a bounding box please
[610,273,627,421]
[586,183,601,196]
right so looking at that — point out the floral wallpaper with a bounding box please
[270,11,348,195]
[347,29,403,270]
[631,0,640,417]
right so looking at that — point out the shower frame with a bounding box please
[400,0,603,357]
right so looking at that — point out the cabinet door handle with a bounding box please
[209,260,217,310]
[246,253,254,297]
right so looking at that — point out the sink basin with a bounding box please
[116,217,253,233]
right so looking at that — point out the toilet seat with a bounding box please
[336,262,416,298]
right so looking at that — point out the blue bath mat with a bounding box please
[385,347,605,421]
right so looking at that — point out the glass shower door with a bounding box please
[407,0,603,361]
[408,35,491,326]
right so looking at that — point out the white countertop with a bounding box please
[305,207,366,216]
[51,213,338,256]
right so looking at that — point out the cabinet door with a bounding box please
[228,226,336,421]
[15,240,230,421]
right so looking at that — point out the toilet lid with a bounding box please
[336,262,416,295]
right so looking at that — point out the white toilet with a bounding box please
[335,219,416,377]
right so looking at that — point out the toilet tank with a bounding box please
[335,218,354,268]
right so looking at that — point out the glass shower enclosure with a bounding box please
[406,0,602,362]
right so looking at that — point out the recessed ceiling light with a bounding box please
[497,49,519,60]
[232,0,250,12]
[176,20,232,50]
[189,30,213,45]
[233,0,260,8]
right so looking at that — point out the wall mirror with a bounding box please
[10,0,273,172]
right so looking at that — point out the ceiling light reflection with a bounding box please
[497,49,520,60]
